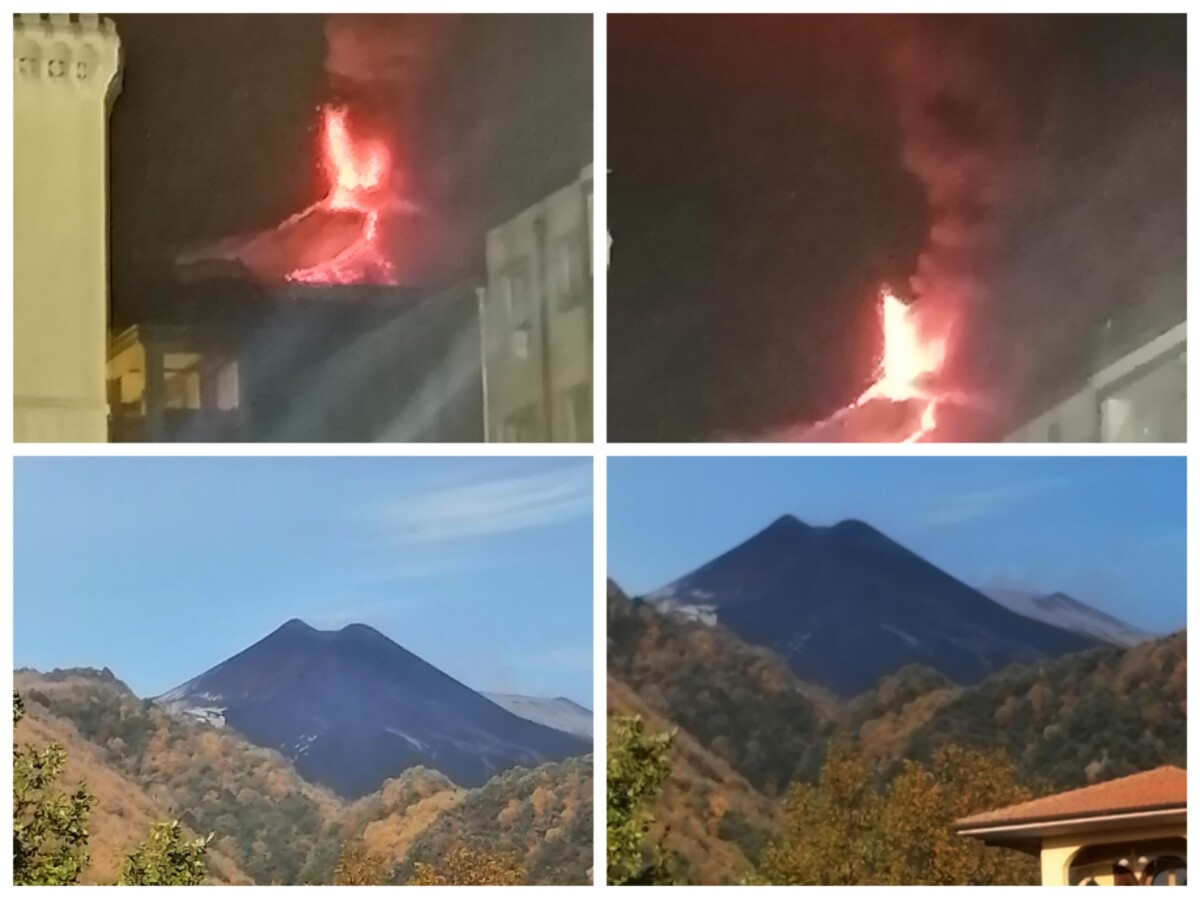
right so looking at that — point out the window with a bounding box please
[554,235,588,312]
[1145,857,1187,886]
[162,352,203,410]
[216,360,240,411]
[564,382,592,442]
[502,262,532,329]
[1099,351,1186,443]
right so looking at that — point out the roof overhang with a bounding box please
[955,807,1187,855]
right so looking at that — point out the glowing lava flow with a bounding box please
[851,287,947,442]
[285,105,397,285]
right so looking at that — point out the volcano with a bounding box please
[646,515,1098,696]
[156,620,589,798]
[177,105,412,286]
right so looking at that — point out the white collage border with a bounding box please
[3,2,1196,894]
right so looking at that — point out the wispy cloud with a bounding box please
[920,475,1073,527]
[380,462,592,544]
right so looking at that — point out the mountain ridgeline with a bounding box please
[647,515,1100,696]
[157,619,589,799]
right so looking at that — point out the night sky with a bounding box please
[608,15,1185,441]
[108,14,592,328]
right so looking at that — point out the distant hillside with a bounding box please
[609,581,832,795]
[17,665,593,885]
[158,619,589,798]
[893,631,1187,791]
[395,756,594,886]
[14,699,249,885]
[608,566,1186,882]
[646,515,1098,695]
[608,676,780,885]
[984,588,1154,647]
[16,667,345,885]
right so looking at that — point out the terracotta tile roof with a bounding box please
[956,766,1186,830]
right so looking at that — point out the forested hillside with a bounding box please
[606,580,1187,885]
[609,583,832,794]
[15,668,593,885]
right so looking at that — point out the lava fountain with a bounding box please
[177,104,409,286]
[286,105,397,285]
[760,285,955,443]
[850,286,948,442]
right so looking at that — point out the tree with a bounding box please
[119,821,211,885]
[876,745,1039,885]
[758,741,1039,885]
[756,740,882,885]
[606,715,674,885]
[333,838,390,886]
[407,846,524,885]
[13,691,96,885]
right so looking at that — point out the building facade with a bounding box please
[106,282,483,443]
[14,14,122,441]
[482,165,594,442]
[1006,320,1185,443]
[955,766,1187,886]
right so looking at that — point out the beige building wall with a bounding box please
[483,165,593,442]
[14,14,122,442]
[1039,821,1186,886]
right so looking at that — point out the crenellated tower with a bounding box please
[14,13,122,441]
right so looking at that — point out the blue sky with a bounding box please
[609,456,1186,635]
[16,457,593,707]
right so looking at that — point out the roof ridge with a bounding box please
[956,765,1186,830]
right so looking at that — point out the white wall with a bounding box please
[14,14,122,441]
[1006,322,1185,443]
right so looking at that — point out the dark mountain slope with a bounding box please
[648,516,1098,695]
[157,620,589,798]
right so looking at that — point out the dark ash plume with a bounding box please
[887,16,1054,406]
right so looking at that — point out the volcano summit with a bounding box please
[647,515,1099,696]
[157,619,589,799]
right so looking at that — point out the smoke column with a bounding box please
[886,16,1053,428]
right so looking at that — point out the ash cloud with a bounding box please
[888,15,1184,433]
[887,17,1054,411]
[324,14,457,101]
